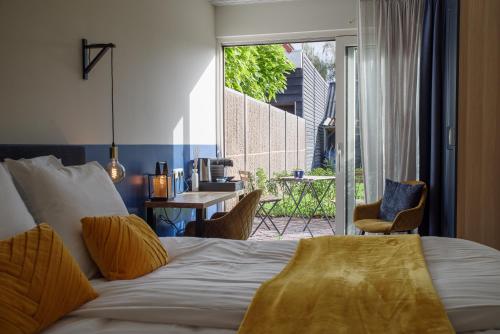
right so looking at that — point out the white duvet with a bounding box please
[44,237,500,334]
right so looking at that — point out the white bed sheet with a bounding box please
[43,236,500,334]
[44,318,235,334]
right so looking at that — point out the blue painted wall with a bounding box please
[85,144,216,215]
[85,144,217,236]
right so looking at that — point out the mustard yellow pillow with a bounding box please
[81,215,168,280]
[0,224,98,334]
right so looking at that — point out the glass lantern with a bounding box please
[148,162,174,201]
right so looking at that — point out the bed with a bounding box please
[42,236,500,334]
[2,146,499,333]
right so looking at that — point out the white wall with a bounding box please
[215,0,357,39]
[0,0,216,145]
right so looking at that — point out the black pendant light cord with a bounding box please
[111,47,115,146]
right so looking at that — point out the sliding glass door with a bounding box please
[335,36,361,235]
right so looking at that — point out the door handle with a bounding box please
[336,143,343,174]
[447,126,456,149]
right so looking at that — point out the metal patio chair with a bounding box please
[239,171,281,236]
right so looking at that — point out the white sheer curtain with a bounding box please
[358,0,424,203]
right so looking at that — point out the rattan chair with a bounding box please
[184,189,262,240]
[354,181,427,235]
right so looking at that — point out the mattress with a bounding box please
[44,236,500,334]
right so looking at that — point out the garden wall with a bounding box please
[224,87,306,179]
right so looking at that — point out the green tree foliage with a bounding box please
[224,45,295,102]
[303,42,336,82]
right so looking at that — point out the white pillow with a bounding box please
[4,155,63,212]
[0,164,36,239]
[5,159,129,278]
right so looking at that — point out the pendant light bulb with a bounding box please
[106,144,125,183]
[105,47,125,184]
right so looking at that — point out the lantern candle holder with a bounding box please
[148,161,175,201]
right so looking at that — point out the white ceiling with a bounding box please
[209,0,297,6]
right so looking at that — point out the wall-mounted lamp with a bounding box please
[82,39,125,183]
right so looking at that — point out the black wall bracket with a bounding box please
[82,38,116,80]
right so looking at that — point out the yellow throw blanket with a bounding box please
[238,235,454,334]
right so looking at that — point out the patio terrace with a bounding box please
[249,217,336,241]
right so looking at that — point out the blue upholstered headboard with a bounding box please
[0,145,86,166]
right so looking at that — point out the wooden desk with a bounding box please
[145,191,239,230]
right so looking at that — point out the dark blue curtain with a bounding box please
[419,0,458,237]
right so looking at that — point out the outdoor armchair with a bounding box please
[353,181,427,235]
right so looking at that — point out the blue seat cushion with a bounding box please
[379,179,424,221]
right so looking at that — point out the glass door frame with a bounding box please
[335,36,358,235]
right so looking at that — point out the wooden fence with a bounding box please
[224,87,306,179]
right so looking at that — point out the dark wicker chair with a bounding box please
[184,189,262,240]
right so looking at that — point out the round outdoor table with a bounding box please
[278,175,336,237]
